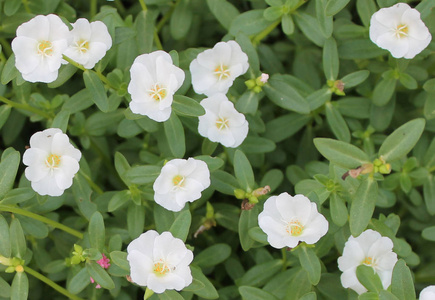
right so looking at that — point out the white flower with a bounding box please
[420,286,435,300]
[23,128,81,197]
[369,3,432,59]
[11,14,71,83]
[127,230,193,294]
[128,51,185,122]
[63,18,112,69]
[198,93,249,148]
[258,193,329,249]
[190,40,249,96]
[153,158,210,212]
[337,229,398,295]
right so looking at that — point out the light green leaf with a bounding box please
[391,259,415,300]
[265,113,311,142]
[0,148,20,198]
[314,138,370,169]
[206,0,239,30]
[234,150,255,191]
[158,290,184,300]
[239,286,279,300]
[423,176,435,215]
[127,203,145,239]
[173,95,205,117]
[0,276,11,298]
[50,109,70,132]
[211,170,240,195]
[356,265,384,293]
[0,214,11,257]
[10,218,26,259]
[67,267,90,294]
[296,245,322,285]
[356,0,377,27]
[422,226,435,241]
[83,70,109,112]
[325,102,350,142]
[240,136,276,154]
[86,261,115,290]
[164,112,185,158]
[349,178,378,237]
[282,13,295,35]
[1,54,18,85]
[341,70,370,89]
[330,193,348,226]
[89,211,105,252]
[323,37,339,80]
[294,12,325,47]
[373,78,397,106]
[379,118,425,162]
[110,251,130,271]
[239,205,261,251]
[169,210,191,242]
[325,0,350,16]
[194,244,231,268]
[194,155,224,171]
[10,272,28,300]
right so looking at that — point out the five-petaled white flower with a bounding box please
[369,3,432,59]
[198,93,249,148]
[63,18,112,69]
[258,193,329,249]
[11,14,71,83]
[23,128,81,197]
[190,40,249,96]
[128,51,185,122]
[153,158,210,212]
[420,285,435,300]
[337,229,398,295]
[127,230,193,294]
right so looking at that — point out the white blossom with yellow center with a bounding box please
[23,128,81,197]
[153,158,210,212]
[128,51,185,122]
[198,93,249,148]
[420,285,435,300]
[11,14,71,83]
[258,193,329,249]
[63,18,112,69]
[369,3,432,59]
[127,230,193,294]
[190,40,249,96]
[338,229,398,295]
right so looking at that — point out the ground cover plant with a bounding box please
[0,0,435,299]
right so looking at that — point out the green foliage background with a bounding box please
[0,0,435,299]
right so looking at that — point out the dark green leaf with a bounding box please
[264,77,310,114]
[89,212,105,252]
[234,150,255,191]
[10,218,26,259]
[349,178,378,237]
[325,102,350,142]
[239,286,279,300]
[314,138,370,168]
[391,260,415,300]
[206,0,240,30]
[86,261,115,290]
[194,244,231,268]
[173,95,205,117]
[356,265,384,293]
[164,112,185,158]
[169,210,191,242]
[83,70,109,112]
[325,0,350,16]
[0,149,20,198]
[323,37,339,80]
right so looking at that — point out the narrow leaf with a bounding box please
[234,150,255,191]
[89,211,105,252]
[314,138,370,169]
[349,178,378,237]
[391,259,415,300]
[164,112,185,158]
[83,70,109,112]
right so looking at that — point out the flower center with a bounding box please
[75,39,90,53]
[214,64,231,80]
[147,84,167,101]
[361,256,377,268]
[394,24,408,39]
[46,154,61,169]
[172,175,185,187]
[285,220,304,236]
[153,260,171,277]
[37,40,53,56]
[216,117,229,130]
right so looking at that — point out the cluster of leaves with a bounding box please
[0,0,435,299]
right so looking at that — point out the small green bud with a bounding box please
[245,79,256,89]
[234,189,246,199]
[5,266,15,273]
[379,163,391,174]
[248,195,258,204]
[253,86,262,93]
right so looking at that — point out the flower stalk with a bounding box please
[0,96,53,119]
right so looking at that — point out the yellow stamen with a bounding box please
[37,40,53,56]
[147,84,167,101]
[214,65,230,80]
[362,257,373,266]
[285,220,303,236]
[153,261,170,276]
[394,24,408,38]
[76,39,90,53]
[216,117,229,130]
[46,154,61,169]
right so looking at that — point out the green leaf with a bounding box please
[206,0,240,30]
[239,205,261,251]
[0,214,11,257]
[325,0,350,16]
[373,78,397,106]
[164,112,185,158]
[0,276,11,298]
[86,261,115,290]
[194,244,231,268]
[235,91,261,115]
[50,109,70,132]
[10,272,28,300]
[83,70,109,112]
[263,76,310,114]
[285,268,312,300]
[265,113,311,142]
[399,72,417,90]
[294,12,325,47]
[1,54,18,85]
[325,102,350,142]
[158,290,184,300]
[296,245,322,285]
[336,97,371,119]
[173,95,205,117]
[314,138,370,169]
[127,203,145,239]
[239,286,279,300]
[67,267,90,294]
[135,9,158,53]
[349,178,378,237]
[423,176,435,215]
[341,70,370,89]
[230,9,274,36]
[260,169,284,193]
[338,39,386,59]
[422,226,435,241]
[0,105,12,131]
[10,218,26,259]
[1,188,35,205]
[300,292,317,300]
[282,14,295,35]
[234,150,255,191]
[169,210,191,242]
[236,32,260,73]
[194,155,224,171]
[0,149,20,199]
[211,170,240,195]
[240,136,276,154]
[4,0,22,16]
[379,290,400,300]
[48,64,77,88]
[239,259,283,287]
[124,165,161,185]
[316,0,333,38]
[110,251,130,271]
[190,265,219,299]
[330,193,348,226]
[323,37,339,80]
[359,292,380,300]
[170,0,193,40]
[356,0,377,27]
[89,211,105,252]
[248,226,268,244]
[379,118,425,163]
[356,265,383,293]
[391,259,415,300]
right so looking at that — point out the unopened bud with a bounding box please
[15,265,24,273]
[234,189,246,200]
[252,185,271,197]
[241,199,256,210]
[260,73,269,83]
[379,163,391,174]
[245,79,256,89]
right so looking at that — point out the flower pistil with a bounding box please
[393,24,408,38]
[46,154,61,169]
[75,39,90,54]
[148,84,167,101]
[286,220,304,236]
[153,259,171,277]
[216,117,229,130]
[37,40,53,56]
[214,64,230,80]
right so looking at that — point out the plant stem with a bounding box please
[252,19,281,46]
[154,31,163,50]
[90,0,97,18]
[139,0,148,11]
[114,0,126,16]
[156,3,177,33]
[22,0,31,13]
[24,266,85,300]
[0,96,53,119]
[0,204,84,239]
[78,170,104,195]
[281,248,287,271]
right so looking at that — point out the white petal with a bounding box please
[17,15,50,40]
[31,173,65,196]
[90,21,112,48]
[127,230,159,257]
[29,128,61,150]
[127,250,154,286]
[340,269,367,295]
[11,37,40,74]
